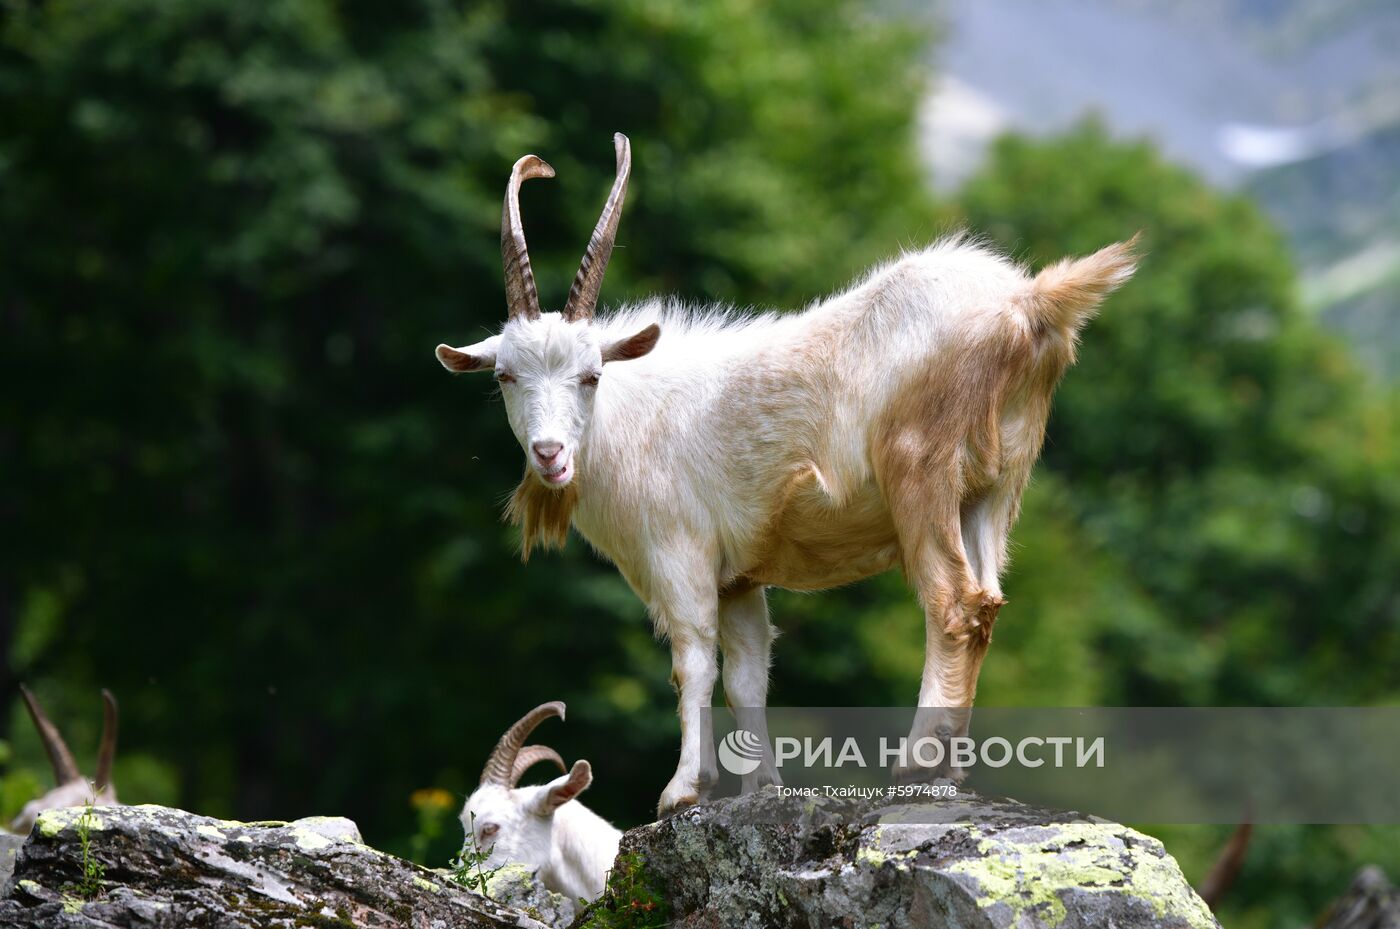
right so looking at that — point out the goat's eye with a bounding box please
[479,823,499,840]
[579,371,601,387]
[495,372,516,385]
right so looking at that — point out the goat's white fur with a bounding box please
[462,761,622,901]
[439,235,1137,815]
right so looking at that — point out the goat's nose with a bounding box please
[532,440,564,463]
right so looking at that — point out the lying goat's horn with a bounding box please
[94,689,119,791]
[503,154,554,322]
[563,133,631,323]
[18,684,82,785]
[481,701,566,786]
[510,745,567,787]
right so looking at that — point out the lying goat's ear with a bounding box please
[601,323,660,364]
[435,335,501,373]
[538,760,593,812]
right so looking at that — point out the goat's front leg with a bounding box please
[655,580,721,818]
[718,583,782,794]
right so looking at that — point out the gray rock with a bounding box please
[483,863,578,927]
[0,804,547,928]
[0,836,21,889]
[1317,866,1400,929]
[579,787,1218,929]
[0,793,1223,929]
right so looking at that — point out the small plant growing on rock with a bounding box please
[448,810,502,895]
[69,800,106,900]
[579,851,669,929]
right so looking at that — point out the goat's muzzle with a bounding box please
[531,443,573,486]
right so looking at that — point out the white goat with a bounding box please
[461,702,621,902]
[6,686,119,835]
[436,134,1138,816]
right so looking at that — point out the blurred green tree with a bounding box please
[903,125,1400,929]
[0,0,932,853]
[955,124,1400,708]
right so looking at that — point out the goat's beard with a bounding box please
[505,465,579,561]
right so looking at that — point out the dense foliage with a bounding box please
[0,0,930,836]
[2,2,1396,926]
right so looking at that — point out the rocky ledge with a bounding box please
[578,787,1218,929]
[0,804,546,928]
[0,790,1226,928]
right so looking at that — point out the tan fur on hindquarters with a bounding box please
[872,239,1138,705]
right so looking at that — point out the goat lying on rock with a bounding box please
[6,686,119,835]
[436,134,1139,816]
[461,702,621,902]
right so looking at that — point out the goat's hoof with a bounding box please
[657,780,702,818]
[657,793,700,819]
[891,760,967,790]
[890,760,942,786]
[741,764,783,794]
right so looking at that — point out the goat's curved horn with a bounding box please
[18,684,81,785]
[503,154,555,322]
[510,745,567,786]
[563,133,631,322]
[481,701,566,786]
[95,689,119,791]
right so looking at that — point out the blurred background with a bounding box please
[1,1,1396,925]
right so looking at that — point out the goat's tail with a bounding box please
[1023,233,1140,340]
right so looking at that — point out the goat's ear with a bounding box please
[435,335,501,373]
[538,760,592,812]
[601,323,660,364]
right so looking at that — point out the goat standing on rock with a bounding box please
[436,134,1139,817]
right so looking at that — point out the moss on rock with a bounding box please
[603,787,1218,929]
[0,805,548,929]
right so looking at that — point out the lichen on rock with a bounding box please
[2,791,1220,929]
[483,862,579,927]
[576,786,1219,929]
[0,804,548,929]
[943,823,1216,928]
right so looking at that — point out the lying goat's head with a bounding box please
[8,685,119,835]
[461,701,594,873]
[435,134,658,488]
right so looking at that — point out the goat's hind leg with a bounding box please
[891,491,998,784]
[718,583,782,793]
[892,491,1022,783]
[960,487,1018,619]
